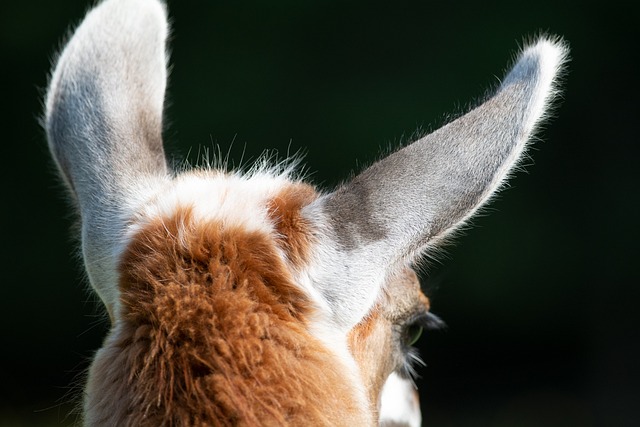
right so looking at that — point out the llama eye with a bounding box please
[398,323,426,380]
[397,312,444,380]
[402,311,444,348]
[405,323,423,347]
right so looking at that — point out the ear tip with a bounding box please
[522,35,570,70]
[501,35,569,98]
[88,0,169,30]
[101,0,167,11]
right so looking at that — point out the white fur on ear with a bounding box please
[505,38,568,137]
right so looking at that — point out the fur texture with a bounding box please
[44,0,567,424]
[85,206,368,426]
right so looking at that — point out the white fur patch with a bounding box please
[379,372,422,427]
[129,170,289,234]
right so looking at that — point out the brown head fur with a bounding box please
[84,199,369,426]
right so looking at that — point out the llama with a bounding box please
[44,0,567,425]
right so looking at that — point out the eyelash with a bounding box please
[400,347,426,381]
[399,312,444,381]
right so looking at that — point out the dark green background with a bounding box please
[1,0,638,426]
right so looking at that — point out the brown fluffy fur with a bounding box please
[84,205,368,426]
[267,183,317,267]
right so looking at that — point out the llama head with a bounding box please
[44,0,567,425]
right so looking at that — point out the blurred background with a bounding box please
[1,0,638,426]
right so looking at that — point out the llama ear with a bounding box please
[306,38,568,329]
[44,0,170,315]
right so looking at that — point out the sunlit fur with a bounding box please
[44,0,567,425]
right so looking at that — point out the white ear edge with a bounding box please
[506,37,569,137]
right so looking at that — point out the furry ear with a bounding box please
[44,0,170,316]
[306,38,568,329]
